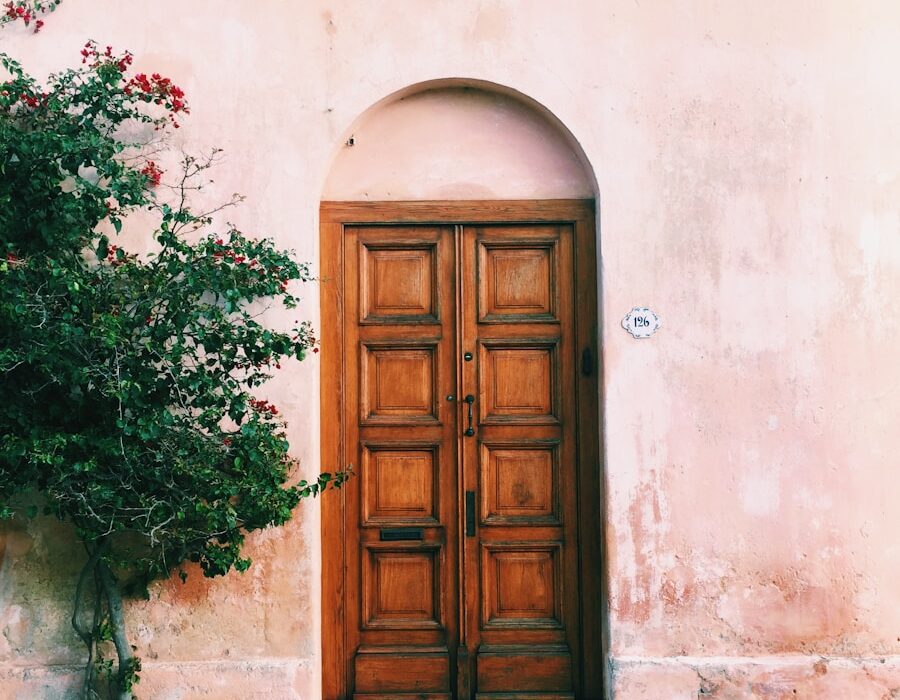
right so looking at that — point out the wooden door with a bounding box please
[321,201,602,700]
[458,223,580,699]
[342,224,460,698]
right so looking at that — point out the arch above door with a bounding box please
[322,80,598,202]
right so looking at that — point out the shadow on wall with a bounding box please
[0,516,88,668]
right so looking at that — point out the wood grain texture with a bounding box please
[354,649,450,692]
[321,220,347,700]
[572,214,605,700]
[361,444,438,524]
[475,646,573,692]
[320,199,594,224]
[478,241,557,322]
[480,441,560,525]
[363,545,442,628]
[360,242,438,323]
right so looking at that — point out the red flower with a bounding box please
[18,92,39,108]
[106,244,128,267]
[249,398,280,417]
[140,160,163,187]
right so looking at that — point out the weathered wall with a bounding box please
[2,1,899,698]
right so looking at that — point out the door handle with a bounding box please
[582,346,593,376]
[465,491,476,537]
[463,394,475,436]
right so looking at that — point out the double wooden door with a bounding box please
[322,202,601,700]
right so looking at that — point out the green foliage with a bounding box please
[0,43,345,695]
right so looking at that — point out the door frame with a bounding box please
[320,199,603,699]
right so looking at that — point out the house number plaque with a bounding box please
[622,307,660,338]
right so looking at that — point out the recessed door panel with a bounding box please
[480,442,560,525]
[479,340,559,423]
[361,342,438,423]
[360,242,439,323]
[363,545,443,628]
[476,648,574,693]
[478,239,558,322]
[481,543,563,628]
[354,649,451,696]
[361,444,439,524]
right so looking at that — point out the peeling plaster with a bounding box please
[612,655,900,700]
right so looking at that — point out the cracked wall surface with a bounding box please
[2,1,900,698]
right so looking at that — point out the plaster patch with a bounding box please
[792,486,832,511]
[859,211,900,271]
[0,605,26,658]
[857,210,900,323]
[739,459,780,517]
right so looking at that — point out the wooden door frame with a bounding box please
[320,199,604,699]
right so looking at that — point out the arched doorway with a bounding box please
[320,83,603,700]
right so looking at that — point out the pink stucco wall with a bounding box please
[2,1,900,698]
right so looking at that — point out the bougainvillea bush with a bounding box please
[0,0,62,33]
[0,42,344,699]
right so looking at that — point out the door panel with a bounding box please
[480,441,560,525]
[361,444,439,524]
[360,341,440,423]
[477,237,558,323]
[335,212,594,700]
[478,339,559,423]
[461,224,580,699]
[344,225,458,698]
[360,239,439,323]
